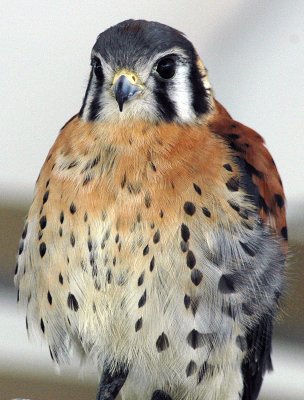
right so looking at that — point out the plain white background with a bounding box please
[0,0,303,212]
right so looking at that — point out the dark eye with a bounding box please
[91,57,104,80]
[156,57,176,79]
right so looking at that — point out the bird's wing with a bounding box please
[209,100,287,400]
[209,101,287,244]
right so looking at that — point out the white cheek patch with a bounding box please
[168,63,196,123]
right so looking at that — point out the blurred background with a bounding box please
[1,1,303,399]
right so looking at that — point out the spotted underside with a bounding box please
[15,102,286,400]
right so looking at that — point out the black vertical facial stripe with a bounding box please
[154,80,177,121]
[79,70,94,117]
[88,70,105,121]
[189,58,209,116]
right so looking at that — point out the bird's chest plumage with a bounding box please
[16,119,284,399]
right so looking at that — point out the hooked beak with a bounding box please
[112,71,143,112]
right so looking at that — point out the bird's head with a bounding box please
[79,19,213,124]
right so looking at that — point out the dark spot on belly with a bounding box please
[138,290,147,307]
[40,318,45,333]
[39,242,46,258]
[67,293,79,311]
[181,224,190,242]
[193,183,202,195]
[184,201,196,216]
[47,291,52,305]
[153,229,160,244]
[156,332,169,352]
[226,177,239,192]
[223,163,233,172]
[186,251,196,269]
[186,360,197,377]
[43,191,49,204]
[218,274,235,293]
[191,269,202,285]
[202,207,211,218]
[135,317,143,332]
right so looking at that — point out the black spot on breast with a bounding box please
[143,245,149,256]
[84,212,88,222]
[150,256,155,271]
[39,216,47,230]
[59,273,63,284]
[184,201,196,216]
[22,223,28,239]
[144,192,152,208]
[239,241,256,257]
[88,239,92,252]
[115,233,120,243]
[218,274,235,294]
[135,317,143,332]
[59,227,63,237]
[106,270,112,284]
[180,241,189,252]
[59,211,64,224]
[181,224,190,242]
[156,332,169,352]
[274,194,284,208]
[202,207,211,218]
[186,251,196,269]
[25,316,28,330]
[70,203,77,214]
[47,291,52,305]
[67,293,79,311]
[40,318,45,333]
[193,183,202,195]
[18,241,24,255]
[70,233,75,247]
[223,163,233,172]
[281,226,288,240]
[159,210,164,218]
[184,294,191,309]
[14,263,18,275]
[187,329,205,349]
[138,272,145,286]
[153,229,160,244]
[43,191,49,204]
[151,390,172,400]
[186,360,197,377]
[236,335,247,352]
[138,290,147,307]
[191,269,203,286]
[39,242,46,258]
[227,200,240,212]
[226,177,239,192]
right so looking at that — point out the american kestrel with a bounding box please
[15,20,287,400]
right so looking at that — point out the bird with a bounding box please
[15,19,287,400]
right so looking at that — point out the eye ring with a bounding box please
[156,57,176,80]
